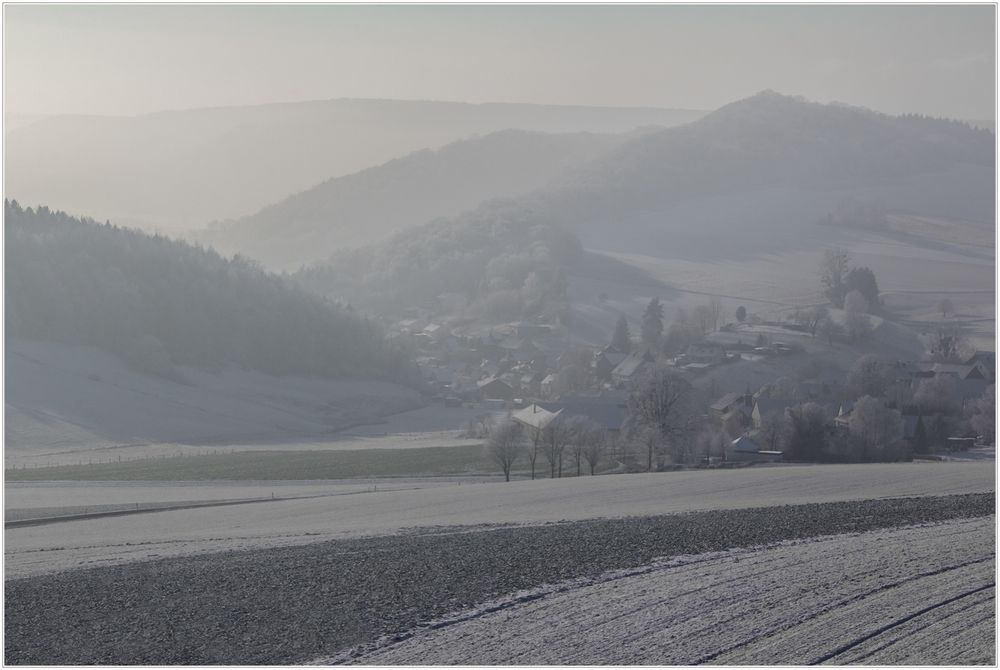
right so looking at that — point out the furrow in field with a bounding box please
[344,518,995,665]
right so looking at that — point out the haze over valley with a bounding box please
[4,4,996,666]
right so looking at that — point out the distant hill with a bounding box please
[295,92,995,316]
[4,98,703,232]
[5,200,418,383]
[537,91,994,230]
[195,129,635,270]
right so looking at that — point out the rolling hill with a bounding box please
[4,98,703,232]
[195,129,636,269]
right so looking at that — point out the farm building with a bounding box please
[477,377,514,402]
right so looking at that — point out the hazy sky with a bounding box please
[4,4,996,120]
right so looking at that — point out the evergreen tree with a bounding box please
[641,298,664,349]
[611,315,632,353]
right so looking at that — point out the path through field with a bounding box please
[339,518,996,665]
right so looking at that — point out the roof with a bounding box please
[929,363,980,379]
[731,435,762,452]
[511,404,561,430]
[539,395,627,431]
[966,350,996,367]
[710,392,742,412]
[612,352,651,378]
[477,376,512,389]
[753,397,791,418]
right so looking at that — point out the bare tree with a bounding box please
[754,412,786,451]
[582,425,607,475]
[485,419,524,482]
[927,328,966,363]
[627,366,691,470]
[938,297,954,319]
[541,415,570,478]
[463,413,495,439]
[821,248,851,307]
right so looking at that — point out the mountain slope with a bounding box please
[4,98,703,232]
[195,129,633,269]
[5,200,417,383]
[537,91,994,231]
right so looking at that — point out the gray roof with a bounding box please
[753,397,791,418]
[731,435,761,452]
[710,392,742,412]
[612,352,651,379]
[540,395,627,432]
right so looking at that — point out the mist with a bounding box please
[4,4,997,667]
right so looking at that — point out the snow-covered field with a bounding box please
[338,517,995,665]
[5,340,426,466]
[6,462,992,579]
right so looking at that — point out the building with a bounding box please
[729,435,783,463]
[612,350,655,386]
[540,392,628,435]
[477,377,514,402]
[751,397,791,429]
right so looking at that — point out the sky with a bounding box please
[3,4,996,121]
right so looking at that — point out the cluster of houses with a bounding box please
[392,311,995,465]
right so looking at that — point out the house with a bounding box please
[612,349,655,385]
[477,377,514,402]
[729,435,783,463]
[511,404,561,432]
[752,397,791,429]
[593,346,628,381]
[710,392,753,416]
[540,392,628,435]
[965,351,996,381]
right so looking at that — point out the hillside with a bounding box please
[195,129,632,270]
[293,199,583,319]
[534,91,994,241]
[4,99,703,232]
[292,92,994,349]
[5,200,417,383]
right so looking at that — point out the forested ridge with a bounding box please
[293,199,582,321]
[5,200,418,383]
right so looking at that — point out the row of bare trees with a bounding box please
[484,414,610,481]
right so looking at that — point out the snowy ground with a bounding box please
[4,340,426,466]
[6,462,992,579]
[338,517,995,665]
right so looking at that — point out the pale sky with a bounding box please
[3,4,996,120]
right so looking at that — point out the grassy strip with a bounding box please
[5,444,495,481]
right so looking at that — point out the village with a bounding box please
[385,297,996,473]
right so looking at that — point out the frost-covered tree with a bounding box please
[847,355,890,399]
[485,419,524,482]
[821,248,851,307]
[849,396,903,460]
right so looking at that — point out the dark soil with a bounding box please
[5,493,994,665]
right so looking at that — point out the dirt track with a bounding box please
[5,493,993,665]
